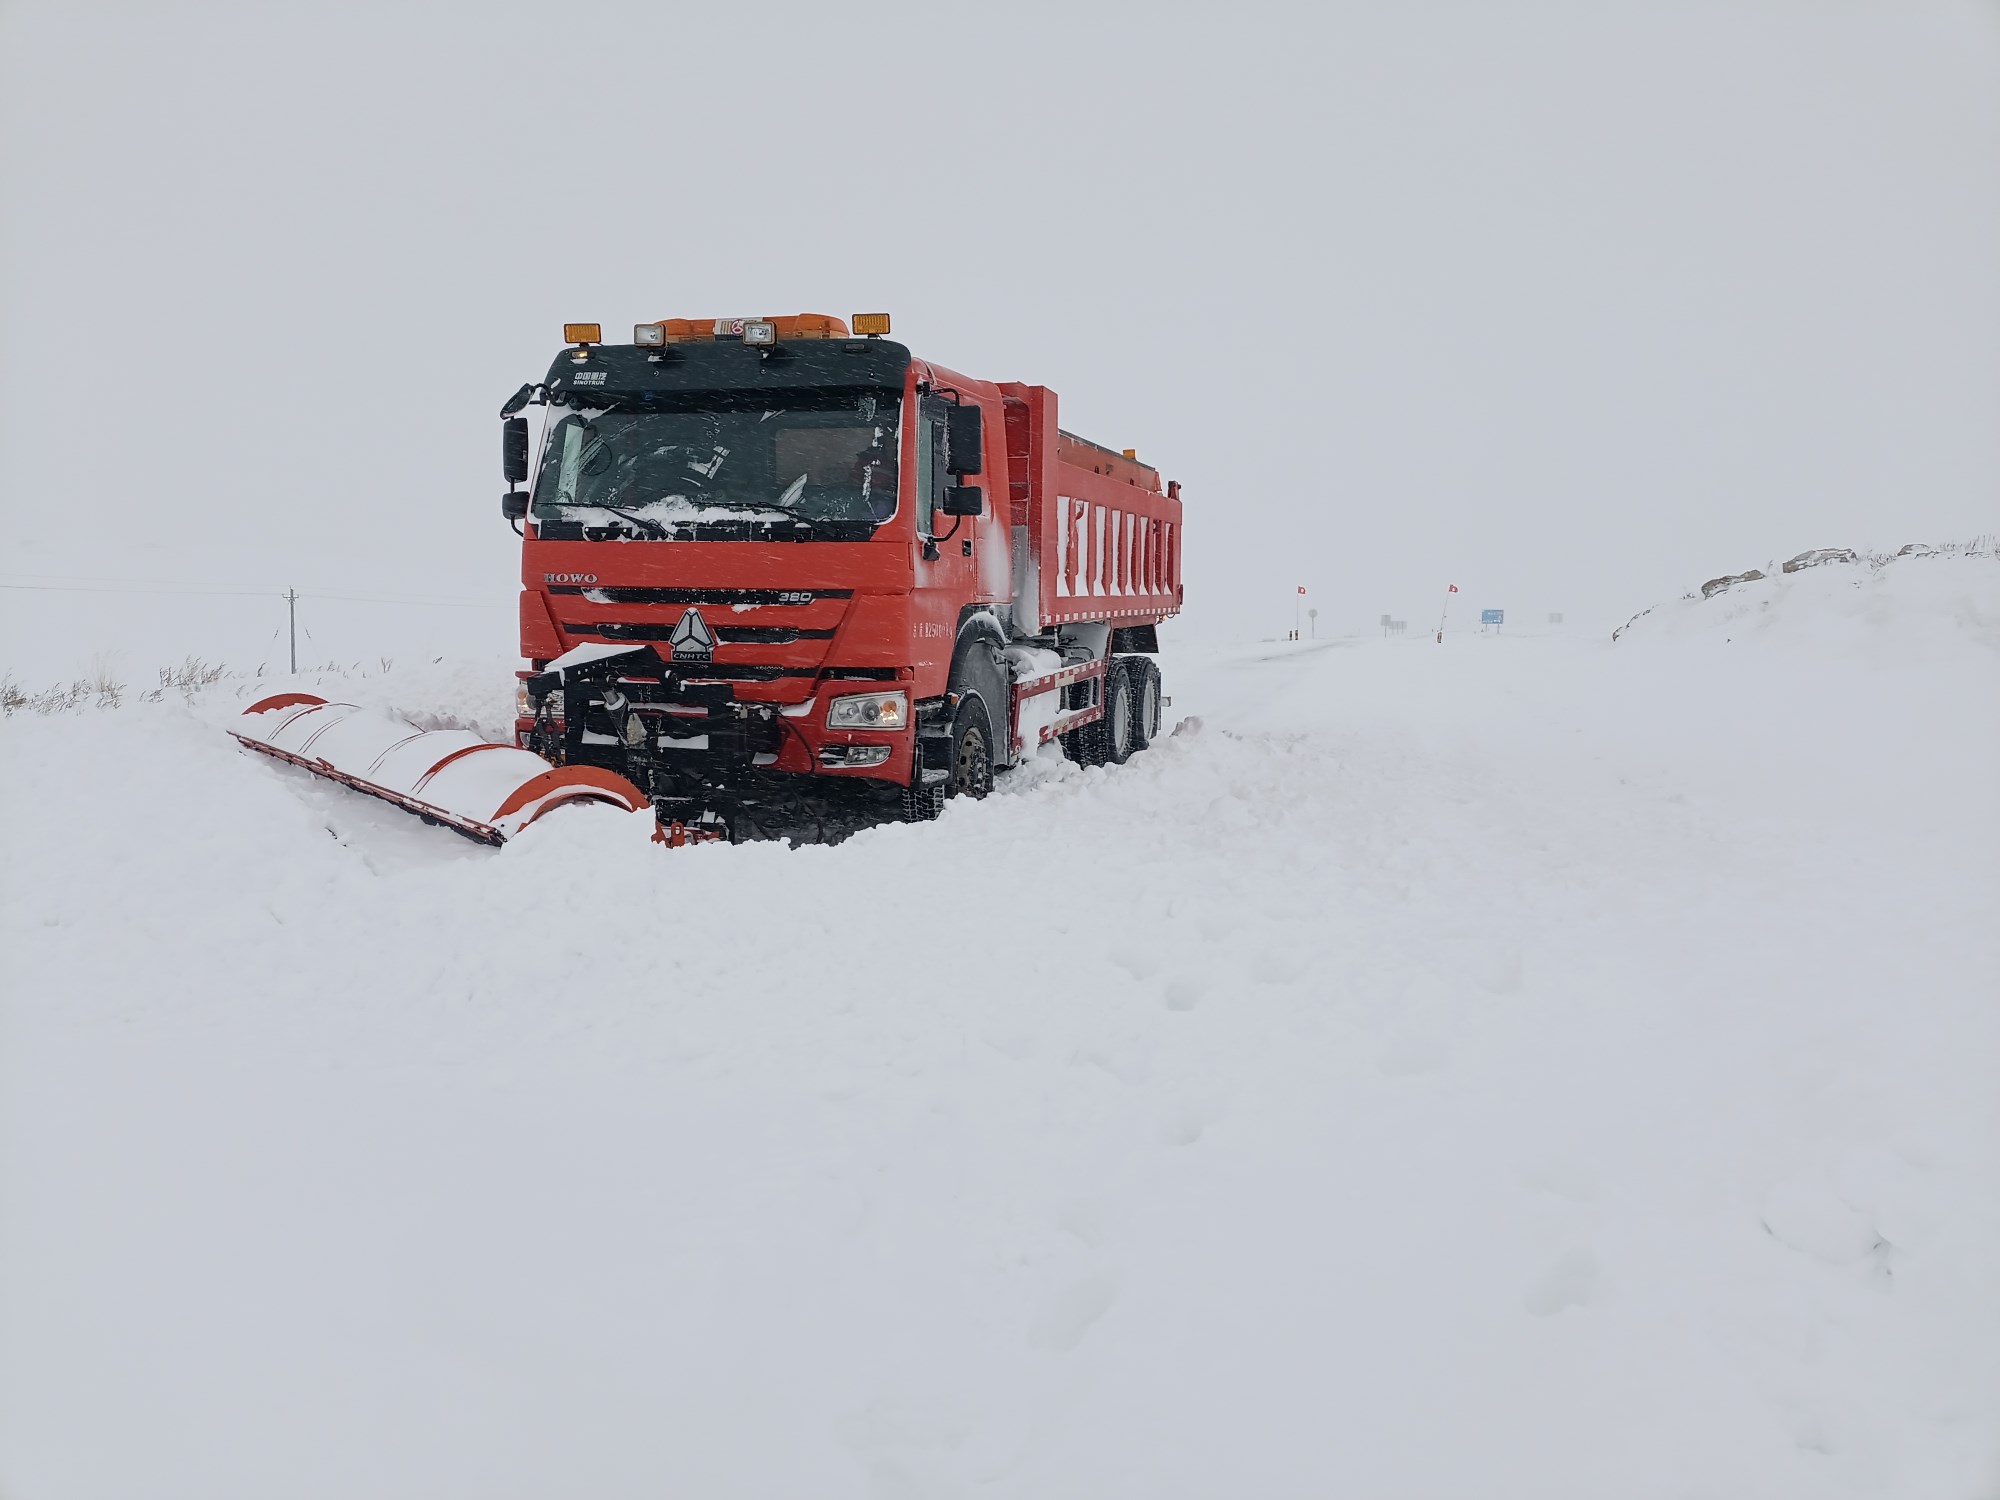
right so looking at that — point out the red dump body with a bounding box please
[998,383,1185,630]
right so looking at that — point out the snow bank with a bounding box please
[1614,543,2000,660]
[2,557,1996,1498]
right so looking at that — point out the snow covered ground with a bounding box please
[2,552,1996,1499]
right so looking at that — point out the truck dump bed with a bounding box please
[999,384,1184,630]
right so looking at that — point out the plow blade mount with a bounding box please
[232,693,649,845]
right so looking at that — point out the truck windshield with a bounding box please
[531,391,901,542]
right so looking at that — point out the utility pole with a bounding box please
[286,588,299,674]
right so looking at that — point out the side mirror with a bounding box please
[945,404,983,476]
[503,417,531,484]
[939,484,984,518]
[501,491,529,522]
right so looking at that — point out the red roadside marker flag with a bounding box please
[1297,585,1307,594]
[1447,584,1459,592]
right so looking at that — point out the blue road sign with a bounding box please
[1481,608,1504,625]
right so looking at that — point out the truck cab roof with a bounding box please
[544,339,912,408]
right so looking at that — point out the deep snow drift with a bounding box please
[2,551,1997,1499]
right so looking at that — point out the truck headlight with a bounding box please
[826,690,906,729]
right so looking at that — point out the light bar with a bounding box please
[633,323,665,347]
[851,312,891,336]
[563,323,601,345]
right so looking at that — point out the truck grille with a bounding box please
[541,584,877,697]
[548,586,853,606]
[592,622,837,645]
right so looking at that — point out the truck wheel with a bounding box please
[947,699,995,800]
[1061,662,1129,767]
[1061,683,1110,766]
[1124,658,1161,753]
[900,781,945,822]
[1104,660,1137,764]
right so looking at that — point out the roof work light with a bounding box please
[741,320,777,346]
[633,323,666,347]
[851,313,891,337]
[563,323,602,346]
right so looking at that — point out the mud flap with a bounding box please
[917,733,954,784]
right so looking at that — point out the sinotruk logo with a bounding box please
[669,607,715,662]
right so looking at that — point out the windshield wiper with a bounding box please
[589,503,672,539]
[679,499,819,532]
[681,497,795,513]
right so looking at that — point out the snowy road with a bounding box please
[3,557,1997,1498]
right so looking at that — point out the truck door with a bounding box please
[910,391,973,653]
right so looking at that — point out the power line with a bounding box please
[302,591,511,609]
[0,576,509,609]
[0,580,281,599]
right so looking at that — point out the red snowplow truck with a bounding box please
[501,313,1184,839]
[239,312,1183,845]
[432,311,1192,841]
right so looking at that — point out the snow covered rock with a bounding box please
[1781,546,1860,573]
[1700,567,1766,598]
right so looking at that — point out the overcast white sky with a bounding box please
[2,0,1995,670]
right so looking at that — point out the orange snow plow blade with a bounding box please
[232,693,650,845]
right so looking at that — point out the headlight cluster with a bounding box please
[825,690,906,730]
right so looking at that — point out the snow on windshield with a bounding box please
[530,394,902,536]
